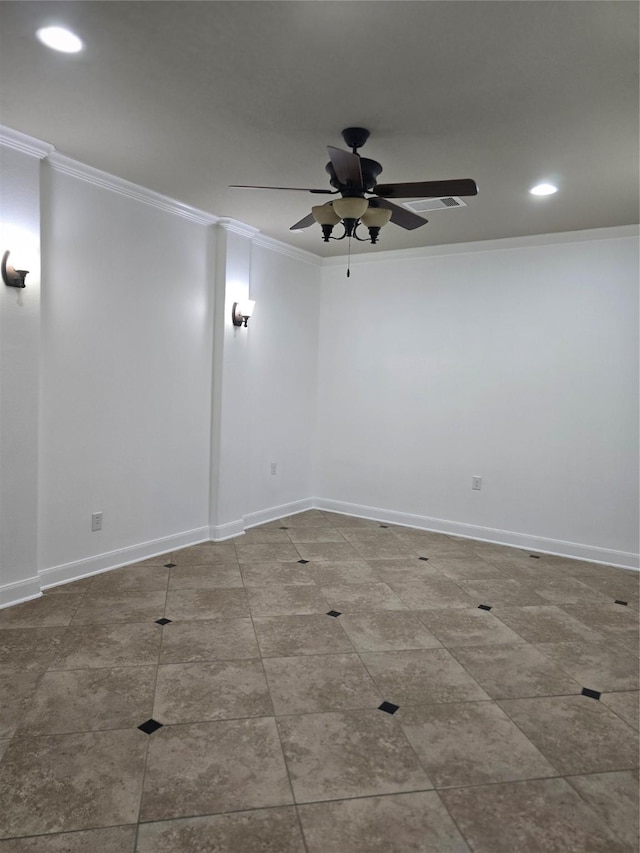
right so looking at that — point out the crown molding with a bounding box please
[47,153,219,226]
[217,218,261,239]
[321,224,640,268]
[0,126,55,159]
[252,233,322,266]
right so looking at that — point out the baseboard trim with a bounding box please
[209,520,245,541]
[243,498,316,531]
[0,576,42,609]
[38,526,211,590]
[314,498,640,570]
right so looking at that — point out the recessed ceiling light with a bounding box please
[36,26,83,54]
[529,183,558,196]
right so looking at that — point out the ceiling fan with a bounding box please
[231,127,478,246]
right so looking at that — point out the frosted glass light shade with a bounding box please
[36,26,83,53]
[312,204,340,225]
[361,207,392,228]
[332,197,369,220]
[238,299,255,318]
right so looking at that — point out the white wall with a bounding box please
[38,161,216,583]
[244,241,321,521]
[316,230,639,565]
[0,137,49,603]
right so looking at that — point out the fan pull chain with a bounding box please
[347,234,351,277]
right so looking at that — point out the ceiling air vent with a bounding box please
[402,196,467,213]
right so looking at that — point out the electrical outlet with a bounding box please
[270,462,277,476]
[472,476,482,491]
[91,512,103,531]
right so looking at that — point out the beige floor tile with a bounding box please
[165,587,249,620]
[304,560,380,584]
[458,578,547,606]
[286,528,347,543]
[561,603,639,644]
[498,694,639,775]
[531,577,613,604]
[236,543,301,563]
[235,528,293,544]
[418,608,526,648]
[168,563,243,589]
[0,627,66,672]
[339,611,442,652]
[339,528,399,543]
[137,807,305,853]
[42,577,95,596]
[71,590,167,625]
[264,653,381,714]
[140,717,293,821]
[0,741,9,762]
[367,558,441,582]
[350,539,419,561]
[429,557,508,580]
[450,643,582,699]
[536,641,640,692]
[159,618,259,663]
[360,648,489,705]
[0,729,146,837]
[321,582,407,612]
[492,605,606,643]
[239,561,315,585]
[17,666,156,735]
[87,565,170,594]
[294,542,364,562]
[399,700,556,787]
[0,671,42,737]
[247,585,329,616]
[298,791,471,853]
[0,596,82,629]
[279,510,333,527]
[600,691,639,730]
[172,543,238,565]
[441,778,630,853]
[388,578,476,610]
[253,614,354,657]
[153,660,272,723]
[576,571,640,603]
[277,709,432,803]
[566,770,639,850]
[49,622,161,670]
[128,552,173,567]
[321,514,387,529]
[0,826,137,852]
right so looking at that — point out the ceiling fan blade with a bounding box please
[374,179,478,199]
[289,211,317,230]
[327,146,363,189]
[368,198,428,230]
[230,185,336,194]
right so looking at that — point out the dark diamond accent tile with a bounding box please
[380,525,389,528]
[615,600,629,606]
[164,563,176,568]
[378,701,399,715]
[478,604,492,611]
[155,618,172,625]
[581,687,601,701]
[298,559,309,564]
[280,526,289,530]
[529,555,540,559]
[138,718,163,735]
[327,610,342,618]
[419,557,429,561]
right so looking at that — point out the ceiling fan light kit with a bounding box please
[231,127,478,269]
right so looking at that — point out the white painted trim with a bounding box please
[37,526,211,589]
[0,575,42,609]
[0,126,55,159]
[252,233,322,266]
[217,218,261,239]
[314,498,640,570]
[47,153,219,225]
[243,498,316,530]
[209,519,245,541]
[321,225,640,268]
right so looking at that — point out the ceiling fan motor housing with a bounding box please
[341,127,370,151]
[325,157,382,195]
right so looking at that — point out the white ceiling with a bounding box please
[0,1,638,257]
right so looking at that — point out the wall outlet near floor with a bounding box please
[91,511,103,531]
[472,476,482,491]
[270,462,277,476]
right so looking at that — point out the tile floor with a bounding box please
[0,510,638,852]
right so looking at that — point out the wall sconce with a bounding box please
[232,300,255,327]
[2,251,29,288]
